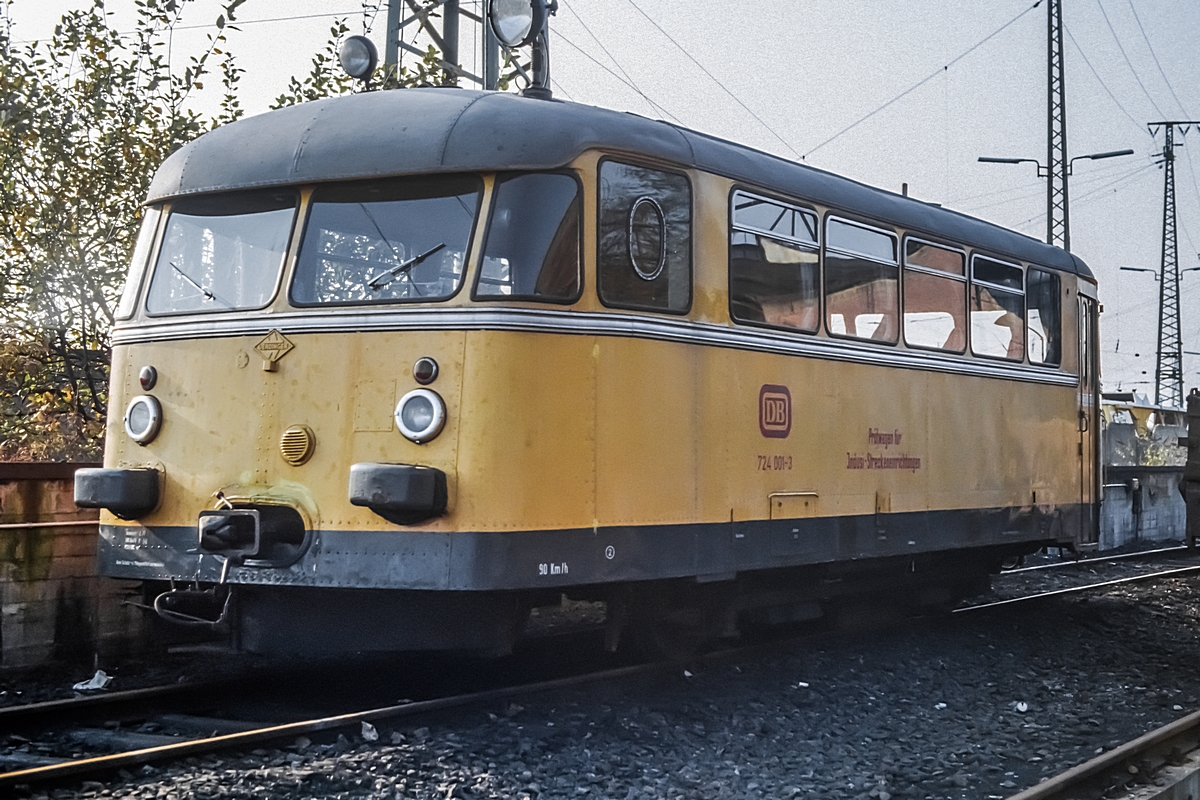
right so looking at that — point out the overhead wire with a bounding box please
[622,0,802,160]
[556,3,678,122]
[1064,24,1146,136]
[1095,0,1165,119]
[801,1,1042,161]
[553,29,682,124]
[1126,0,1188,117]
[1007,161,1156,231]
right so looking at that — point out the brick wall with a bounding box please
[0,463,151,668]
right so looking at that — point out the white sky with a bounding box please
[8,0,1200,396]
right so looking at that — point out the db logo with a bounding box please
[759,384,791,438]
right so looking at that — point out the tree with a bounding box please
[0,0,245,459]
[0,1,445,460]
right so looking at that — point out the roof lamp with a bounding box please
[490,0,545,48]
[339,35,378,82]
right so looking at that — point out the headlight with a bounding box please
[394,389,446,444]
[338,35,378,81]
[124,395,162,445]
[489,0,545,48]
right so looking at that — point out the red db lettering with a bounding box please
[759,384,791,439]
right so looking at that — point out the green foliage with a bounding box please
[0,1,447,461]
[0,0,243,460]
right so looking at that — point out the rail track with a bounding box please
[6,550,1199,793]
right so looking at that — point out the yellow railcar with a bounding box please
[77,89,1100,654]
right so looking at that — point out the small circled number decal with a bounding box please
[605,545,616,560]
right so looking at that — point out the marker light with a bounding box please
[489,0,545,48]
[413,357,439,385]
[125,395,163,445]
[139,365,158,391]
[395,389,446,444]
[339,35,378,81]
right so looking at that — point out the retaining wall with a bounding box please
[0,462,149,668]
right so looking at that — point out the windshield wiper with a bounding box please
[170,262,229,307]
[367,243,446,291]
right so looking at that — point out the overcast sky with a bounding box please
[7,0,1200,397]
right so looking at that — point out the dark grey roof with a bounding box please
[147,89,1093,279]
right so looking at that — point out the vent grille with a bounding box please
[279,425,315,466]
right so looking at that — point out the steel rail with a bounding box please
[0,657,692,790]
[1006,707,1200,800]
[1004,544,1190,574]
[956,563,1200,612]
[0,680,227,730]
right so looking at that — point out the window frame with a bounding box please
[145,190,301,318]
[288,174,484,309]
[900,235,968,354]
[822,214,900,345]
[968,253,1027,362]
[1025,265,1063,367]
[472,170,585,305]
[595,156,694,316]
[727,186,822,334]
[117,206,164,321]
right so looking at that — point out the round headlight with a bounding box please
[489,0,545,48]
[124,395,162,445]
[339,34,378,81]
[395,389,446,444]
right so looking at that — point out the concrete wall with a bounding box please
[0,463,149,668]
[1100,466,1186,550]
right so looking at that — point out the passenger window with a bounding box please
[476,173,581,302]
[729,190,819,332]
[970,256,1025,360]
[825,218,898,342]
[597,161,691,313]
[902,239,965,352]
[1026,267,1061,365]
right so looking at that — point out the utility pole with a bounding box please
[382,0,496,88]
[1047,0,1069,250]
[1148,122,1197,408]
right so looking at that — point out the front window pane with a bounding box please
[730,232,819,331]
[117,207,161,320]
[1026,268,1061,365]
[291,176,480,305]
[598,161,691,313]
[146,191,296,315]
[477,173,581,302]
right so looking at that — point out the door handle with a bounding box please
[1079,411,1089,433]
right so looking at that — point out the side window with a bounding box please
[116,206,162,320]
[825,218,899,343]
[1026,267,1061,365]
[597,160,691,313]
[476,173,581,302]
[728,190,819,332]
[902,239,966,352]
[970,256,1025,361]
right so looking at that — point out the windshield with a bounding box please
[145,190,297,315]
[290,176,481,305]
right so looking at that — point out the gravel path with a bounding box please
[13,568,1200,800]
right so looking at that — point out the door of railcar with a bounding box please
[1077,295,1100,545]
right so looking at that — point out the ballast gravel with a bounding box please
[16,565,1200,800]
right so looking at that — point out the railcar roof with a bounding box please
[147,88,1093,280]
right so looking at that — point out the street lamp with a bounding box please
[977,148,1134,250]
[978,149,1134,177]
